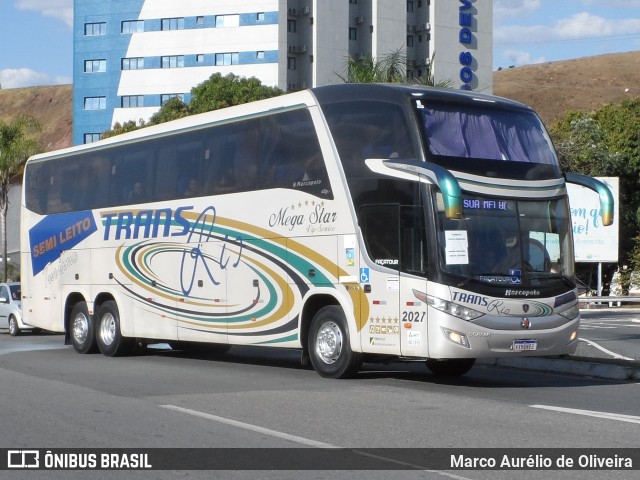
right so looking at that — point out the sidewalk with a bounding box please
[479,355,640,381]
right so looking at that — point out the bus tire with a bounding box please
[95,301,133,357]
[8,316,20,336]
[308,306,362,379]
[426,358,475,377]
[70,302,98,354]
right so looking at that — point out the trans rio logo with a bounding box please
[102,205,243,296]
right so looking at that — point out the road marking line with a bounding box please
[161,404,334,447]
[531,405,640,425]
[578,338,634,361]
[160,404,472,479]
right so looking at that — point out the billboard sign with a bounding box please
[567,177,619,263]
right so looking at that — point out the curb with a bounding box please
[477,356,640,381]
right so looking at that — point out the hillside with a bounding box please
[0,51,639,153]
[493,50,640,125]
[0,84,72,151]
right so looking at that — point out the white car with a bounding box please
[0,282,34,336]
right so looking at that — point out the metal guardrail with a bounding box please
[579,296,640,308]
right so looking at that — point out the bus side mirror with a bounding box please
[564,173,614,226]
[365,159,463,219]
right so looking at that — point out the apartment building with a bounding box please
[73,0,492,144]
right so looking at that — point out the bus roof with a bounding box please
[310,83,533,112]
[27,83,534,164]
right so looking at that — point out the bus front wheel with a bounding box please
[70,302,98,354]
[308,306,362,379]
[95,301,133,357]
[426,358,475,377]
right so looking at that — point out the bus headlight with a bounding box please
[442,328,470,348]
[424,295,484,321]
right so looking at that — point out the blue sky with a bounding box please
[1,0,640,88]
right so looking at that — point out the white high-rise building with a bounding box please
[74,0,492,145]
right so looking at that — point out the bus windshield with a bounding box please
[417,100,562,179]
[436,193,574,287]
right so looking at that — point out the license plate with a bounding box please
[513,340,537,351]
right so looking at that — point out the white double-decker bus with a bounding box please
[21,84,613,378]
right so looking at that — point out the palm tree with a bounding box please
[338,48,452,87]
[0,116,41,280]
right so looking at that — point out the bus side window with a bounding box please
[203,119,260,195]
[259,109,330,197]
[358,205,400,267]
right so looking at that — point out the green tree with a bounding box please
[102,119,145,139]
[102,73,283,137]
[0,116,41,280]
[148,97,190,125]
[188,73,283,114]
[550,98,640,293]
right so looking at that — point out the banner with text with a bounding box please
[567,177,619,263]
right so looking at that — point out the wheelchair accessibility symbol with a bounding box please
[360,268,370,284]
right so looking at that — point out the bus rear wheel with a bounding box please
[426,358,475,377]
[95,301,133,357]
[70,302,98,354]
[308,306,362,379]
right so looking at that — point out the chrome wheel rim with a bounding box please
[9,318,16,335]
[72,313,89,344]
[315,321,343,365]
[99,312,116,346]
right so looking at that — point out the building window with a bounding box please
[122,57,144,70]
[407,1,414,13]
[84,22,106,36]
[215,14,239,28]
[84,133,102,144]
[122,95,144,108]
[161,17,184,31]
[162,55,184,68]
[407,35,414,47]
[215,52,239,66]
[196,54,205,63]
[196,16,205,25]
[84,59,106,73]
[161,93,185,104]
[287,19,297,33]
[256,51,265,60]
[84,97,106,110]
[257,12,265,22]
[287,57,296,70]
[349,27,357,40]
[122,20,144,33]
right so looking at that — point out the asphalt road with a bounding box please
[577,308,640,361]
[0,323,639,480]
